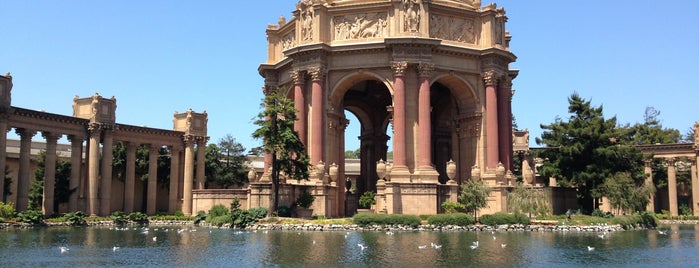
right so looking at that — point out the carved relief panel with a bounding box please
[430,14,476,44]
[333,12,388,41]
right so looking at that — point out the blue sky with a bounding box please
[1,1,697,151]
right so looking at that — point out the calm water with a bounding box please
[1,224,698,267]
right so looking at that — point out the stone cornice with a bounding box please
[114,123,184,138]
[11,106,88,126]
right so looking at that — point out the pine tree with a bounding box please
[252,87,310,216]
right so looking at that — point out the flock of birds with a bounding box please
[57,227,199,254]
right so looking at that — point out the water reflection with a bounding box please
[1,225,699,267]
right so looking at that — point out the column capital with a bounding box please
[482,70,500,86]
[41,131,62,142]
[418,62,435,77]
[183,134,197,147]
[644,159,654,167]
[391,61,408,76]
[196,136,210,146]
[67,134,85,143]
[666,157,677,166]
[308,66,325,81]
[290,69,305,85]
[15,128,36,139]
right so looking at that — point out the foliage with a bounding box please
[590,209,614,218]
[276,205,291,217]
[193,210,207,225]
[507,183,552,218]
[427,213,475,226]
[458,179,491,219]
[630,107,681,145]
[295,191,315,209]
[352,213,421,227]
[679,203,693,216]
[441,201,465,214]
[0,201,16,219]
[478,212,530,226]
[205,134,249,188]
[600,172,655,214]
[149,214,193,221]
[252,87,310,216]
[209,215,233,227]
[611,212,659,229]
[247,207,269,220]
[536,93,647,212]
[111,142,170,188]
[206,204,230,222]
[3,166,11,202]
[128,212,149,224]
[111,211,129,225]
[17,209,44,225]
[345,148,360,159]
[65,211,87,226]
[358,191,376,209]
[231,207,268,229]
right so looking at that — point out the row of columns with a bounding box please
[483,69,514,171]
[645,157,699,217]
[0,123,207,216]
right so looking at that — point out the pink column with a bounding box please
[498,76,513,171]
[182,136,195,216]
[391,62,408,168]
[418,63,434,168]
[291,70,307,146]
[309,67,324,165]
[483,70,500,170]
[147,145,159,215]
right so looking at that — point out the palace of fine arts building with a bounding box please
[2,0,699,221]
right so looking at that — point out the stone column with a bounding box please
[182,135,195,216]
[291,70,307,146]
[417,62,434,169]
[15,128,36,211]
[692,158,699,216]
[87,124,101,216]
[667,158,678,217]
[196,137,207,189]
[644,159,655,212]
[100,132,113,216]
[391,62,408,169]
[168,146,181,213]
[147,144,159,215]
[0,119,7,203]
[124,142,137,213]
[42,132,61,216]
[67,135,83,212]
[498,76,513,171]
[483,70,500,170]
[309,66,325,165]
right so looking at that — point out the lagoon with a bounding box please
[1,224,698,267]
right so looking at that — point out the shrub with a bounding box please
[17,209,44,225]
[358,191,376,209]
[193,210,207,225]
[295,191,315,209]
[352,213,420,227]
[174,211,185,217]
[65,211,87,226]
[591,209,613,218]
[639,211,659,228]
[207,204,230,222]
[276,206,291,217]
[0,202,16,219]
[248,207,268,220]
[111,211,129,225]
[441,201,465,214]
[128,212,149,224]
[428,213,475,226]
[479,212,530,226]
[209,215,232,227]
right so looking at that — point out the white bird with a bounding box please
[59,246,69,254]
[470,241,479,250]
[357,243,368,250]
[418,245,427,249]
[433,244,442,249]
[152,236,157,242]
[493,236,497,240]
[386,231,394,235]
[657,229,667,235]
[312,240,316,245]
[112,246,120,252]
[501,243,507,248]
[598,234,605,239]
[177,229,185,234]
[587,246,595,251]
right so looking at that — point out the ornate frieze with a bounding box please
[333,12,388,40]
[429,14,476,44]
[281,31,296,50]
[299,0,314,41]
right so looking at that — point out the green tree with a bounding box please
[3,166,12,203]
[252,87,310,216]
[600,171,655,214]
[344,148,360,159]
[630,107,680,145]
[536,93,646,213]
[205,135,249,188]
[459,179,491,220]
[507,183,551,218]
[28,151,73,212]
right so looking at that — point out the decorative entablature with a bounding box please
[263,0,511,66]
[173,109,208,138]
[637,143,697,159]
